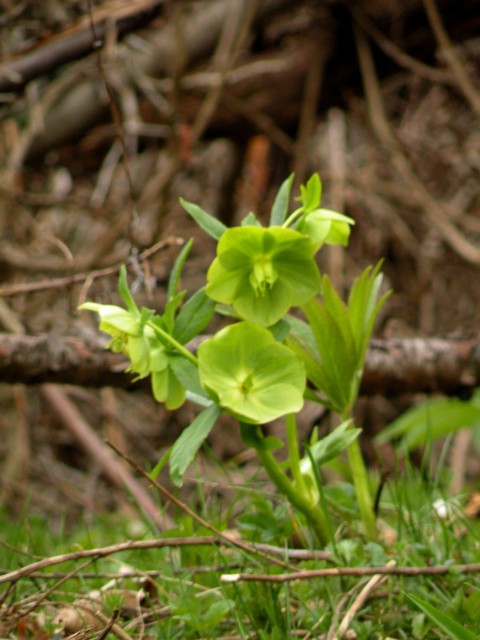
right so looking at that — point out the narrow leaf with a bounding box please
[270,173,294,226]
[167,238,193,301]
[117,265,138,315]
[376,397,480,452]
[405,593,480,640]
[302,421,361,468]
[173,288,215,344]
[179,198,227,240]
[170,404,222,486]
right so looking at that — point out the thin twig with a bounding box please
[221,561,480,583]
[422,0,480,116]
[0,237,182,297]
[41,385,172,531]
[107,440,299,571]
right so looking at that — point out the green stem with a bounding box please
[254,436,330,546]
[282,207,304,228]
[285,413,307,493]
[146,321,198,366]
[345,419,378,539]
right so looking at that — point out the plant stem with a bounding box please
[254,437,330,546]
[345,424,378,540]
[282,207,304,228]
[146,321,198,366]
[285,413,307,493]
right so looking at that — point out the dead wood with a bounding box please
[0,0,165,93]
[18,0,295,160]
[0,332,477,397]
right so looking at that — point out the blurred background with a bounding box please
[0,0,479,528]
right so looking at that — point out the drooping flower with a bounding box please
[198,321,306,424]
[205,226,321,327]
[296,209,355,249]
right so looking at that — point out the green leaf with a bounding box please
[241,211,262,227]
[179,198,227,240]
[405,593,480,640]
[301,420,360,468]
[297,174,322,213]
[303,298,356,412]
[376,397,480,452]
[117,265,139,316]
[169,404,222,486]
[168,354,208,399]
[173,288,215,344]
[348,262,390,368]
[167,238,193,301]
[270,173,294,226]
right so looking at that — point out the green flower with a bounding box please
[198,322,306,423]
[206,227,321,326]
[296,209,354,249]
[147,331,186,409]
[79,302,152,375]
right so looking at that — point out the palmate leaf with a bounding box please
[179,198,227,240]
[347,262,390,368]
[269,173,294,226]
[169,404,222,486]
[405,593,480,640]
[302,298,357,413]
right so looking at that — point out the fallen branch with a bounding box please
[0,333,477,396]
[0,0,165,92]
[221,561,480,583]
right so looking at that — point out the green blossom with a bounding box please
[296,209,354,249]
[206,226,321,326]
[198,322,306,423]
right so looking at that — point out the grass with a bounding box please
[1,457,480,639]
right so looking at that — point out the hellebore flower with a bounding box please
[198,322,306,423]
[147,332,186,409]
[79,303,186,409]
[206,226,321,326]
[296,209,355,249]
[78,302,151,373]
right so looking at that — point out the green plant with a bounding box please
[376,390,480,454]
[80,173,389,546]
[406,593,480,640]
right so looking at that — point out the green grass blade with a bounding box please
[405,593,480,640]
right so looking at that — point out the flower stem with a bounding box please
[282,207,304,228]
[146,321,198,366]
[254,433,330,546]
[344,418,378,540]
[285,413,307,494]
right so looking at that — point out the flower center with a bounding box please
[237,371,254,395]
[249,256,278,296]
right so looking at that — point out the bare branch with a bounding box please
[0,333,477,396]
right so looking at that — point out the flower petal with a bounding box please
[198,322,305,423]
